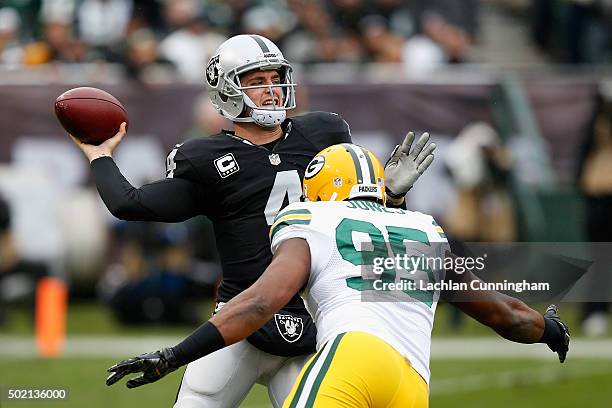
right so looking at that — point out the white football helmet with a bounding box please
[205,34,296,128]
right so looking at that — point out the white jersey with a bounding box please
[270,200,449,383]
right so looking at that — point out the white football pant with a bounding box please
[174,340,311,408]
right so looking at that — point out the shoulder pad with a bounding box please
[172,133,225,160]
[270,202,314,240]
[292,111,347,133]
[166,135,225,180]
[276,201,314,219]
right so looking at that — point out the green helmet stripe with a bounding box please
[361,148,376,184]
[342,144,363,183]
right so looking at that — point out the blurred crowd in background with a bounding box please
[0,0,480,82]
[0,0,611,334]
[0,0,610,82]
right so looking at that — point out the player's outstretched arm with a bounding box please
[70,124,200,222]
[91,158,200,222]
[106,238,311,388]
[385,131,436,206]
[442,253,570,363]
[446,277,544,343]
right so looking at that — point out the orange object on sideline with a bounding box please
[35,277,68,357]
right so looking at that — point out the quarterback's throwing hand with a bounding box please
[543,305,571,363]
[70,122,127,163]
[385,132,436,198]
[106,348,179,389]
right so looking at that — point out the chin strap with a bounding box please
[251,108,286,127]
[242,93,287,127]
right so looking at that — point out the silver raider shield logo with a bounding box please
[274,314,304,343]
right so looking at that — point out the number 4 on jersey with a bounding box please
[264,170,302,225]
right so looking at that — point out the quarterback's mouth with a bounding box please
[262,99,279,107]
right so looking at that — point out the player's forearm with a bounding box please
[209,288,280,345]
[209,244,308,344]
[90,157,199,221]
[486,298,545,343]
[210,260,301,344]
[445,257,546,343]
[452,287,544,344]
[166,289,277,368]
[169,321,225,367]
[91,157,155,219]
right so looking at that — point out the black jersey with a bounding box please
[91,111,351,356]
[167,111,351,303]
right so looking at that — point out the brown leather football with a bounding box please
[55,87,128,145]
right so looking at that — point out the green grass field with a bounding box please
[1,302,612,407]
[2,301,606,337]
[1,357,611,407]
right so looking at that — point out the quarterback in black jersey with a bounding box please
[72,35,435,407]
[166,112,353,307]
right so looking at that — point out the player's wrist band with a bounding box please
[160,347,180,369]
[385,189,403,199]
[170,322,226,367]
[386,196,406,209]
[539,316,562,345]
[385,187,410,199]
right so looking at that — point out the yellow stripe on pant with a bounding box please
[283,331,428,408]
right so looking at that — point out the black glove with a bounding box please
[541,304,570,363]
[106,347,179,388]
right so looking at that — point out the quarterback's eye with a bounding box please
[248,78,268,86]
[247,73,281,86]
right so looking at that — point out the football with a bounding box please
[54,87,128,145]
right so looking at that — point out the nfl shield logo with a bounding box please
[269,153,281,165]
[274,314,304,343]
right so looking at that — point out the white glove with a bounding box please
[385,132,436,198]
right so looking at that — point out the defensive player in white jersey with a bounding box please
[107,144,570,407]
